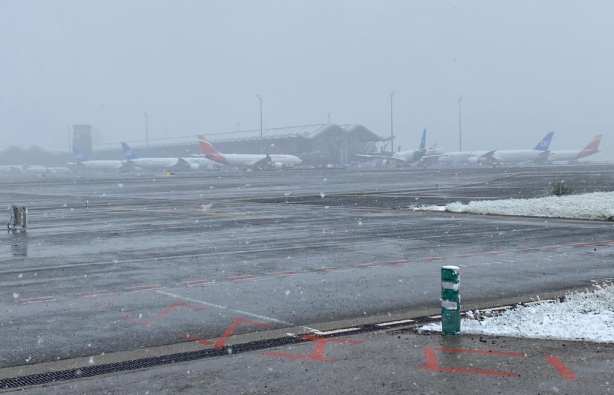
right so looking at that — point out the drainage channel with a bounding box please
[0,299,552,390]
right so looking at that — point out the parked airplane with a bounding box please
[423,150,491,166]
[23,165,71,175]
[480,131,554,166]
[357,129,429,165]
[121,142,188,170]
[69,148,127,171]
[198,136,302,169]
[547,135,602,163]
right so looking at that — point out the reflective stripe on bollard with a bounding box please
[441,265,460,335]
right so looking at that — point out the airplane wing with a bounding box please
[354,154,407,163]
[415,153,443,166]
[250,155,274,170]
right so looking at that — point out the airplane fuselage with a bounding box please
[128,157,182,170]
[74,160,126,170]
[547,150,583,162]
[221,153,302,168]
[491,149,547,163]
[436,150,489,164]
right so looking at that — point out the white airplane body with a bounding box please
[391,149,423,163]
[129,157,183,170]
[199,137,302,169]
[481,132,555,166]
[547,135,602,163]
[547,150,579,162]
[433,150,489,165]
[72,160,126,170]
[490,149,549,164]
[121,143,187,171]
[181,157,219,170]
[22,165,71,174]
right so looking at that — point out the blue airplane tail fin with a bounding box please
[121,142,137,160]
[419,129,427,151]
[534,131,554,151]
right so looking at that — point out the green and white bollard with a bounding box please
[441,265,460,336]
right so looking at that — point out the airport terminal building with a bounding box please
[85,123,385,166]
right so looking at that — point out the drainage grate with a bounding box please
[0,316,436,390]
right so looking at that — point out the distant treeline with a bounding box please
[0,146,71,166]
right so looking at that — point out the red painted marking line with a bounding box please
[421,347,518,378]
[263,335,365,363]
[424,256,443,261]
[228,274,257,283]
[185,279,215,288]
[383,259,410,267]
[574,242,598,248]
[185,278,209,285]
[214,317,270,349]
[17,296,56,305]
[271,271,298,277]
[313,267,337,273]
[546,355,576,381]
[186,317,271,350]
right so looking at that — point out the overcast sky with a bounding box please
[1,0,612,157]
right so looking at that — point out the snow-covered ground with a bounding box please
[420,283,614,343]
[414,191,614,220]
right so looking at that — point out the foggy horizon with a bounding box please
[1,0,612,158]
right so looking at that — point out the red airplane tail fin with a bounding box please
[577,135,602,159]
[198,136,227,164]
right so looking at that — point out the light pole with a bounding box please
[256,94,263,154]
[389,91,396,153]
[458,96,463,152]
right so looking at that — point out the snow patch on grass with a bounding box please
[420,283,614,343]
[414,191,614,220]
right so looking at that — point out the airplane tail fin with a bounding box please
[419,129,427,151]
[534,131,554,151]
[198,136,227,164]
[577,134,602,159]
[121,142,137,160]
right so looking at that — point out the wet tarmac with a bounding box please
[1,165,614,374]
